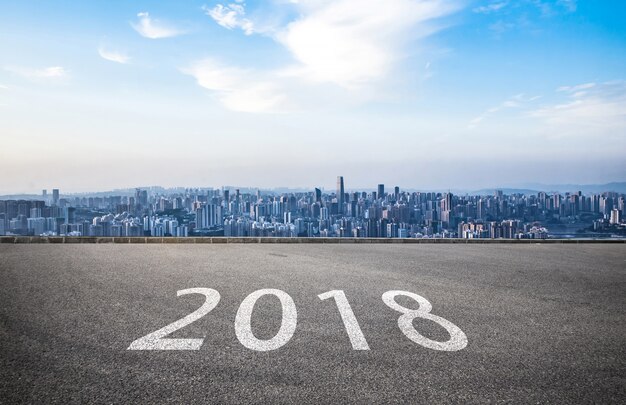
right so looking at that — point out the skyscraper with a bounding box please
[337,176,345,214]
[135,188,142,208]
[377,184,385,199]
[52,189,59,206]
[441,192,453,212]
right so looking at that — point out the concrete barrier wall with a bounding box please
[0,236,624,244]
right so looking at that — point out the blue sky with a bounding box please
[1,0,625,193]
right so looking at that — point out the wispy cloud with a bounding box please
[479,0,577,36]
[556,82,595,93]
[488,19,516,35]
[98,46,130,64]
[132,12,184,39]
[557,0,577,13]
[473,2,508,14]
[530,0,578,16]
[4,66,68,81]
[181,59,289,113]
[204,3,255,35]
[531,81,626,135]
[469,93,541,128]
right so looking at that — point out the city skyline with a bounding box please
[1,175,624,239]
[1,1,625,194]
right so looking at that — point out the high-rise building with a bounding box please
[196,204,223,228]
[64,207,76,224]
[138,190,148,207]
[314,188,322,203]
[52,189,59,206]
[337,176,344,214]
[377,184,385,199]
[441,193,453,212]
[610,208,621,225]
[477,199,485,220]
[135,188,148,207]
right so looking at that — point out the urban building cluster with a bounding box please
[1,177,625,239]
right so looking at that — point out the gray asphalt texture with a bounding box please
[1,244,625,404]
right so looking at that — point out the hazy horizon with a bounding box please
[2,178,626,197]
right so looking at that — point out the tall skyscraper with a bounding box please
[337,176,345,214]
[441,193,453,212]
[52,189,59,206]
[377,184,385,199]
[314,188,322,203]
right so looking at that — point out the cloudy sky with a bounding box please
[1,0,624,193]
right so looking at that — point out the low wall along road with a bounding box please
[1,236,624,244]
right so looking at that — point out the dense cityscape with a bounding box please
[1,177,625,239]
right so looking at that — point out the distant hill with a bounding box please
[501,182,626,194]
[467,188,541,196]
[0,194,43,200]
[466,182,626,195]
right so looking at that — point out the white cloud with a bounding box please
[98,47,130,64]
[4,66,68,81]
[204,3,255,35]
[0,84,7,89]
[132,12,184,39]
[200,0,460,111]
[276,0,459,88]
[531,81,626,134]
[473,2,508,14]
[181,59,289,113]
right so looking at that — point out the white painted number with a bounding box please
[382,290,467,351]
[128,288,468,352]
[127,288,221,350]
[318,290,370,350]
[235,289,297,351]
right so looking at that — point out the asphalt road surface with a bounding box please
[1,244,625,404]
